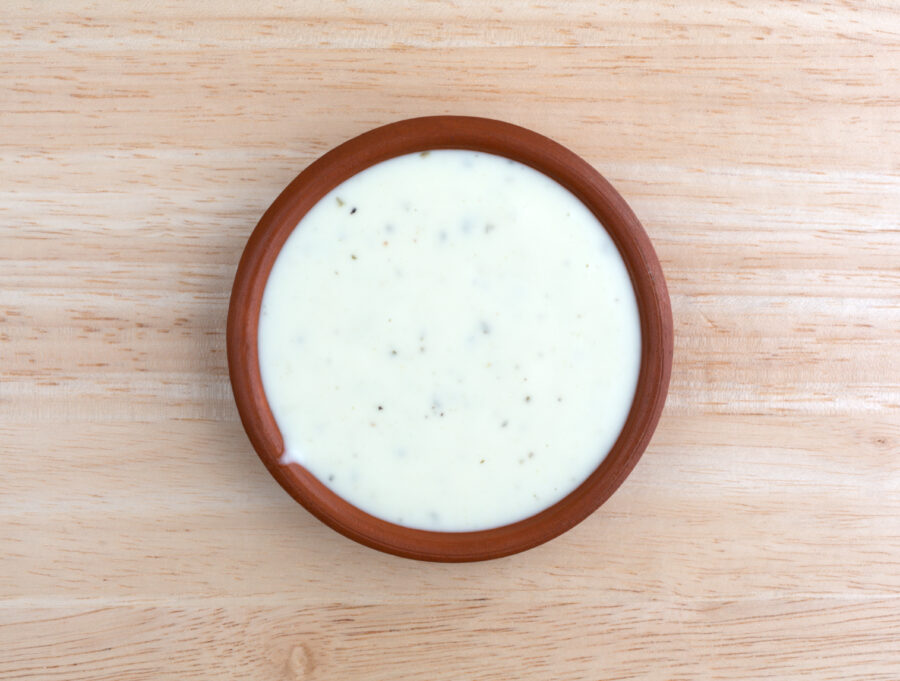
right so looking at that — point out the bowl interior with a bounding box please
[227,115,673,562]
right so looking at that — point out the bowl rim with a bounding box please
[227,115,673,562]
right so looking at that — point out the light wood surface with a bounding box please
[2,2,899,679]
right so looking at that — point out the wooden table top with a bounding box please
[2,2,898,679]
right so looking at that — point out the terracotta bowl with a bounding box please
[227,116,673,562]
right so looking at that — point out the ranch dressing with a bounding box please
[258,150,641,531]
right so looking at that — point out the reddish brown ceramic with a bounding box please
[227,116,673,562]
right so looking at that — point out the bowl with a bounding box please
[227,115,672,561]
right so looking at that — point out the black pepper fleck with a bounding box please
[377,405,383,411]
[501,420,508,428]
[328,474,335,481]
[350,207,357,214]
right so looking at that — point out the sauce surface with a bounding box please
[258,150,641,531]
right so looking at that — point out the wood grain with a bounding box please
[1,1,899,678]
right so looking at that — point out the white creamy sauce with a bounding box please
[258,150,641,531]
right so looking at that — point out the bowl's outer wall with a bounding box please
[227,116,673,562]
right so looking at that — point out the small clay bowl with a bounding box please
[227,116,672,562]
